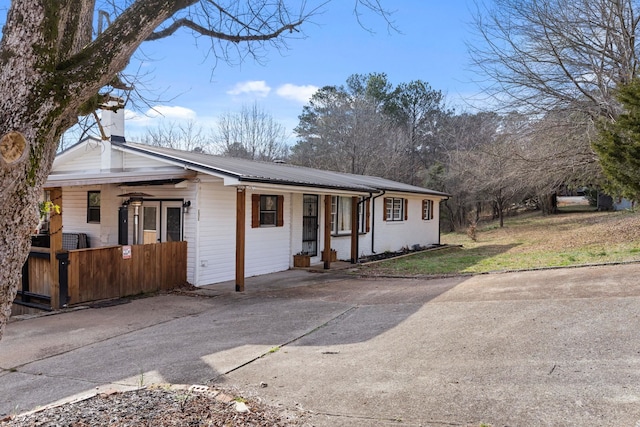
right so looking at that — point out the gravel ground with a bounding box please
[0,385,310,426]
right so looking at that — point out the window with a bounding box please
[87,191,100,223]
[422,199,434,220]
[384,197,407,222]
[331,196,366,235]
[251,194,284,228]
[260,195,278,226]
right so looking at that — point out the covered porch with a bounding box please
[13,187,187,316]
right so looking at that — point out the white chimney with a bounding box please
[101,98,125,142]
[100,98,125,171]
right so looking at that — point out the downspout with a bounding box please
[371,190,386,254]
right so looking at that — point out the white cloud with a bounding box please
[227,80,271,97]
[124,105,197,127]
[276,84,318,104]
[145,105,198,120]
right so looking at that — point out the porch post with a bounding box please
[235,187,246,292]
[323,195,332,270]
[351,196,358,263]
[48,187,63,308]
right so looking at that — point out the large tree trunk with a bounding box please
[0,0,195,340]
[0,0,318,340]
[0,1,89,340]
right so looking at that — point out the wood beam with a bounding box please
[323,194,332,270]
[351,196,358,263]
[48,188,63,308]
[235,187,246,292]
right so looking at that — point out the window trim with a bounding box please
[331,196,367,236]
[87,191,101,224]
[422,199,434,220]
[251,194,284,228]
[384,197,407,222]
[260,195,278,227]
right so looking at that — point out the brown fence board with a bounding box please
[28,257,51,296]
[66,242,187,305]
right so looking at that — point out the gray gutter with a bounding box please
[236,176,380,194]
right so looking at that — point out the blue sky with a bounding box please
[124,1,485,142]
[0,1,485,143]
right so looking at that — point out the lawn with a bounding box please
[356,209,640,277]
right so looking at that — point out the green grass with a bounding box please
[358,210,640,276]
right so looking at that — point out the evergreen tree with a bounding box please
[593,79,640,201]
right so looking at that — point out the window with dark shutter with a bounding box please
[422,199,434,220]
[252,194,284,228]
[384,197,405,221]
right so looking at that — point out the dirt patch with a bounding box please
[2,385,308,426]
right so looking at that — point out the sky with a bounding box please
[121,1,485,143]
[1,1,486,144]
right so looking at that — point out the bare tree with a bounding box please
[469,134,532,227]
[0,1,392,340]
[215,102,289,161]
[141,120,213,152]
[435,112,502,230]
[470,0,640,119]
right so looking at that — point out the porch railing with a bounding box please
[16,241,187,310]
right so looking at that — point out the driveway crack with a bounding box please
[216,306,358,378]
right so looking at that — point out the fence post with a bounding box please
[21,258,30,304]
[57,252,69,308]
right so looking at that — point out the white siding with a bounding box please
[289,193,304,262]
[61,186,102,245]
[372,194,441,253]
[195,181,236,285]
[122,152,171,169]
[61,184,127,246]
[245,190,291,277]
[56,143,102,172]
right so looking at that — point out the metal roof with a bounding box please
[116,142,450,198]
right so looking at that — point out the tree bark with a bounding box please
[0,0,196,340]
[0,0,332,340]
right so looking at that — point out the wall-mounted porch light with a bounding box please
[182,200,191,214]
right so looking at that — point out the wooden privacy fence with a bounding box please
[62,241,187,305]
[16,248,54,311]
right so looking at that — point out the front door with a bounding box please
[141,201,183,244]
[302,195,318,256]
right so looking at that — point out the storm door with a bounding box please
[140,201,183,244]
[302,195,319,256]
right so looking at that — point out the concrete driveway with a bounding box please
[2,264,640,426]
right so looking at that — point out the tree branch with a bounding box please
[146,16,304,42]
